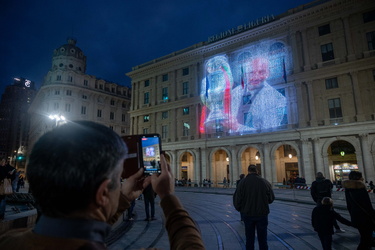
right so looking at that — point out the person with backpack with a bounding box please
[311,172,345,233]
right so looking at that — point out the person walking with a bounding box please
[233,164,275,250]
[343,171,375,249]
[143,183,156,221]
[311,197,352,250]
[310,172,345,233]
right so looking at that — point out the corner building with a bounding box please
[28,38,131,151]
[127,0,375,186]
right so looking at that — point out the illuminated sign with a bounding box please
[207,15,275,43]
[200,39,293,135]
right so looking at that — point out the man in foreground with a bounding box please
[0,121,204,249]
[233,165,275,250]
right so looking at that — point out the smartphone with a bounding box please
[121,134,162,178]
[140,134,162,176]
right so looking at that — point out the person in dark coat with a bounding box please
[311,172,344,233]
[343,171,375,249]
[143,183,156,221]
[0,159,15,220]
[312,197,352,250]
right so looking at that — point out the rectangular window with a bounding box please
[82,94,87,99]
[110,99,115,105]
[122,114,126,122]
[183,107,190,115]
[145,80,150,87]
[321,43,334,61]
[111,87,115,93]
[366,31,375,51]
[81,106,86,115]
[182,68,189,76]
[183,122,190,136]
[363,10,375,23]
[99,84,103,90]
[54,102,59,110]
[328,98,342,118]
[162,111,168,119]
[84,79,88,86]
[162,87,168,100]
[144,92,149,104]
[66,90,72,96]
[55,90,60,95]
[143,128,149,134]
[57,75,61,81]
[325,77,338,89]
[373,69,375,81]
[68,76,73,82]
[144,115,150,122]
[110,112,114,120]
[318,24,330,36]
[65,103,71,112]
[162,125,168,139]
[162,74,168,82]
[182,82,189,95]
[97,109,102,118]
[109,125,114,130]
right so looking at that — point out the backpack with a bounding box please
[315,180,331,198]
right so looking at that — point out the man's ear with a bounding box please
[95,179,112,207]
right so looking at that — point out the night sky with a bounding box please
[0,0,313,95]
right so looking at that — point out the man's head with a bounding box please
[349,171,363,181]
[316,172,324,178]
[27,121,127,218]
[245,57,269,91]
[248,164,257,174]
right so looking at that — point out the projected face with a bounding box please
[245,57,269,91]
[200,40,291,134]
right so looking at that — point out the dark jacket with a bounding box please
[342,179,375,229]
[310,177,333,203]
[311,204,352,235]
[233,173,275,216]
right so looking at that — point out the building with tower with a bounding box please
[28,38,131,153]
[127,0,375,186]
[0,77,36,168]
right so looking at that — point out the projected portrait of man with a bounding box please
[230,56,286,132]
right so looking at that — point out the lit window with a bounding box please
[162,87,168,100]
[144,115,150,122]
[366,31,375,50]
[318,24,330,36]
[321,43,334,61]
[328,98,342,118]
[144,92,149,104]
[325,78,338,89]
[183,122,190,136]
[183,107,190,115]
[182,82,189,95]
[182,68,189,76]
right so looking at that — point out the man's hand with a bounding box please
[122,168,151,202]
[151,154,174,200]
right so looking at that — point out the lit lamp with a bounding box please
[340,150,345,157]
[255,151,260,160]
[49,114,66,127]
[226,157,229,162]
[288,153,292,159]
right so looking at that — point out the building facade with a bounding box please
[127,0,375,187]
[28,38,131,152]
[0,78,36,168]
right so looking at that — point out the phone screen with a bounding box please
[140,134,162,175]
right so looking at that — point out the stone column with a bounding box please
[301,29,311,71]
[300,139,315,184]
[262,142,273,183]
[230,146,239,188]
[342,17,356,61]
[313,138,324,174]
[295,82,307,127]
[350,72,365,122]
[306,81,317,126]
[360,134,375,180]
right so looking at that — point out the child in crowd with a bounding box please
[311,197,352,250]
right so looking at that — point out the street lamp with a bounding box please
[49,114,66,127]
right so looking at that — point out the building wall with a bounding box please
[127,0,375,186]
[28,39,131,155]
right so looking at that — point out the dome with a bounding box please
[53,37,85,60]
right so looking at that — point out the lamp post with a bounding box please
[49,114,66,127]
